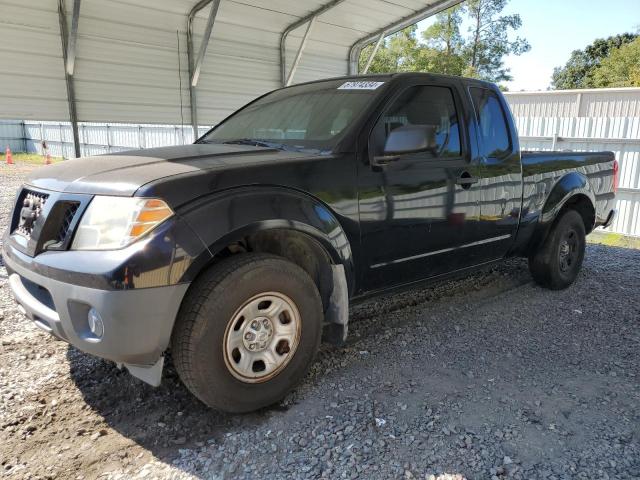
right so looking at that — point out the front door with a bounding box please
[358,82,483,292]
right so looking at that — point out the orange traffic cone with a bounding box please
[5,146,13,165]
[45,153,52,165]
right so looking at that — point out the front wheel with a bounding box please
[528,209,586,290]
[172,253,323,412]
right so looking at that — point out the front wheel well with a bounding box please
[210,229,335,313]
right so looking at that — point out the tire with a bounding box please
[528,209,586,290]
[172,253,323,412]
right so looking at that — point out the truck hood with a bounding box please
[26,144,316,196]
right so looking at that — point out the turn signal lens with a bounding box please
[613,159,619,193]
[71,197,174,250]
[130,201,174,237]
[136,207,173,223]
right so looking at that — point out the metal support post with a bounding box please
[57,0,81,158]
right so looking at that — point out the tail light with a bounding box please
[613,159,619,193]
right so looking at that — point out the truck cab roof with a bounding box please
[284,72,500,92]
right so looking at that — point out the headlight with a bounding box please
[71,196,173,250]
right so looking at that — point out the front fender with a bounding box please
[178,186,356,292]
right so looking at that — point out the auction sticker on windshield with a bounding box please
[338,81,385,90]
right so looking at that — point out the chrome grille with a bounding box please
[57,202,80,243]
[15,191,49,239]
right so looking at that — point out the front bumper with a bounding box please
[2,244,189,386]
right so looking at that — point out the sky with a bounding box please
[416,0,640,91]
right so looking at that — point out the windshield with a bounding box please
[199,79,387,152]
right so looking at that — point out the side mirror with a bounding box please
[373,125,436,166]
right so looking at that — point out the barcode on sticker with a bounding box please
[338,81,385,90]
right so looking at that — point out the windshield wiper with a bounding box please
[220,138,285,149]
[198,138,310,152]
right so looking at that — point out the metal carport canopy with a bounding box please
[0,0,463,141]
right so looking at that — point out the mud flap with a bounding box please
[323,264,349,345]
[125,356,164,387]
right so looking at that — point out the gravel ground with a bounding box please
[1,162,639,480]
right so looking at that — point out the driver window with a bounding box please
[371,85,461,158]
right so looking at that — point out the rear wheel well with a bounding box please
[210,229,335,313]
[560,194,595,234]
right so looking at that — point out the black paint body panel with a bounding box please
[5,73,616,299]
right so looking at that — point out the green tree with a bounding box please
[419,5,466,75]
[464,0,530,82]
[591,37,640,87]
[550,50,591,90]
[359,27,419,73]
[551,33,638,89]
[359,0,529,86]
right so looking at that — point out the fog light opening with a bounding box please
[87,308,104,339]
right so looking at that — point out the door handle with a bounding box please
[373,155,400,166]
[372,155,400,172]
[456,172,479,189]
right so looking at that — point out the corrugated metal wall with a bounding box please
[504,87,640,237]
[0,0,447,125]
[0,1,69,121]
[506,88,640,118]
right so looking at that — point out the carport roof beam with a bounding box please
[187,0,220,140]
[285,16,317,87]
[191,0,221,87]
[348,0,464,74]
[65,0,81,75]
[280,0,346,87]
[362,31,385,74]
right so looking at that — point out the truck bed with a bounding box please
[520,149,616,229]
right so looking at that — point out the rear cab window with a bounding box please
[469,87,512,160]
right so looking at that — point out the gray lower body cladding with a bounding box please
[3,248,189,385]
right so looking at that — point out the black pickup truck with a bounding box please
[3,73,617,412]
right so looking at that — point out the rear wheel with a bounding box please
[528,209,586,290]
[172,253,323,412]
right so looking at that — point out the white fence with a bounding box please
[505,87,640,237]
[0,121,209,158]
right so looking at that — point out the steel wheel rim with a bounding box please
[559,229,578,273]
[223,292,301,383]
